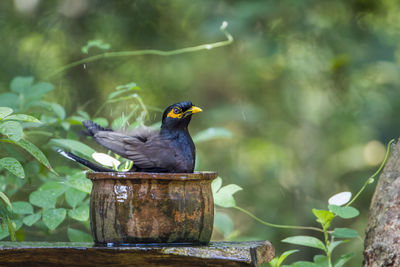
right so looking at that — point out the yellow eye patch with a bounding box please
[167,107,183,118]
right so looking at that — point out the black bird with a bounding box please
[59,101,202,173]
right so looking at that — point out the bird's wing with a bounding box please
[93,127,176,169]
[123,135,176,169]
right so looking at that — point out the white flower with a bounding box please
[328,191,352,206]
[92,153,120,169]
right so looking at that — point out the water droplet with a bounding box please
[241,110,247,121]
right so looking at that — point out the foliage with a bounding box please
[214,140,393,266]
[0,101,56,239]
[0,76,98,241]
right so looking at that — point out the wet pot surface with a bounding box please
[86,172,217,245]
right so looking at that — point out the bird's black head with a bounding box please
[161,101,202,130]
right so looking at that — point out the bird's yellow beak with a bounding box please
[183,106,202,117]
[189,106,203,114]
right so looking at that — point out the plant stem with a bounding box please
[346,139,394,207]
[47,22,234,78]
[233,206,324,233]
[6,216,16,242]
[323,227,332,267]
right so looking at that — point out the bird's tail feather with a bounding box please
[57,149,114,172]
[82,120,112,136]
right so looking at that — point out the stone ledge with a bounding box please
[0,241,274,267]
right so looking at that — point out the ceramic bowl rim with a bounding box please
[86,171,218,181]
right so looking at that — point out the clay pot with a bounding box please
[86,171,217,245]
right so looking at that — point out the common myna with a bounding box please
[58,101,202,173]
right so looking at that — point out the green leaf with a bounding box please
[10,76,34,93]
[0,94,18,110]
[0,157,25,178]
[66,172,92,194]
[11,201,33,214]
[282,236,326,251]
[77,110,90,120]
[328,240,348,254]
[333,253,354,267]
[51,103,66,120]
[65,188,87,208]
[214,212,233,237]
[61,122,70,131]
[0,121,23,141]
[68,205,89,221]
[12,138,55,173]
[29,181,66,209]
[283,261,318,267]
[312,209,335,229]
[0,192,12,209]
[66,116,85,125]
[0,107,13,119]
[328,205,359,219]
[67,228,93,242]
[313,255,329,266]
[25,100,52,111]
[115,82,139,91]
[29,190,57,209]
[277,250,299,267]
[81,39,111,54]
[23,213,41,226]
[50,139,96,159]
[39,114,58,124]
[39,181,67,197]
[92,117,108,128]
[42,208,66,230]
[4,114,41,123]
[26,82,54,100]
[213,184,242,208]
[211,177,222,195]
[332,228,359,238]
[193,127,233,143]
[269,258,279,267]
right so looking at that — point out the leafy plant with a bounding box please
[0,105,55,240]
[0,76,85,241]
[213,140,394,266]
[13,169,93,241]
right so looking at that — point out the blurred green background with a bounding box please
[2,0,400,265]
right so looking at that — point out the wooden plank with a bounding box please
[0,241,274,267]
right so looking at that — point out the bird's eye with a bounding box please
[173,108,180,114]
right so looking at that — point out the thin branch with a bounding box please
[233,206,324,233]
[346,138,395,207]
[48,22,233,78]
